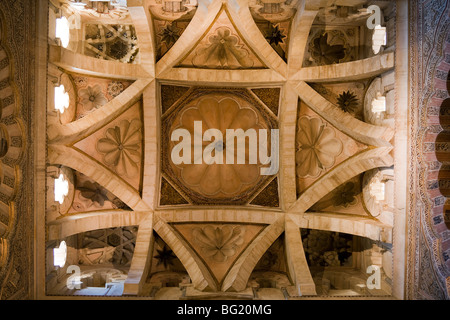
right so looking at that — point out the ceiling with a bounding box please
[42,0,400,299]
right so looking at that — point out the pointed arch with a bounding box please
[128,5,156,77]
[221,216,284,292]
[290,146,394,214]
[287,4,318,77]
[293,52,395,82]
[155,0,222,75]
[48,78,152,145]
[294,81,394,147]
[47,210,147,240]
[48,145,150,211]
[153,214,218,291]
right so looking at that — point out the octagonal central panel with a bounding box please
[161,87,279,206]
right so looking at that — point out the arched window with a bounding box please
[54,84,70,114]
[53,241,67,268]
[371,93,386,114]
[369,179,385,202]
[54,173,69,204]
[372,25,387,54]
[55,16,70,48]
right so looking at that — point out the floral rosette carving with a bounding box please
[193,27,253,69]
[79,84,108,111]
[192,225,245,262]
[170,95,269,198]
[296,116,343,178]
[96,119,142,178]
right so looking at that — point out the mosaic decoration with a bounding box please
[160,84,191,115]
[249,177,279,207]
[251,87,281,117]
[159,176,189,206]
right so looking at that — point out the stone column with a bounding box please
[392,0,409,300]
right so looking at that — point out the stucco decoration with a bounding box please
[163,88,278,205]
[78,226,138,267]
[301,229,353,268]
[84,24,139,63]
[304,27,359,67]
[177,8,266,69]
[310,81,367,121]
[253,234,286,273]
[0,30,25,272]
[70,171,129,213]
[308,175,375,217]
[296,116,343,178]
[296,100,367,194]
[73,101,143,191]
[72,73,132,120]
[97,119,142,179]
[173,223,264,285]
[194,26,255,69]
[192,225,245,263]
[173,97,263,196]
[310,32,347,65]
[248,0,298,62]
[79,84,108,111]
[150,0,197,61]
[148,233,187,278]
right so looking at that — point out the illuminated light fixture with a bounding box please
[371,93,386,115]
[372,25,387,54]
[54,173,69,204]
[55,16,70,48]
[53,241,67,268]
[54,84,70,114]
